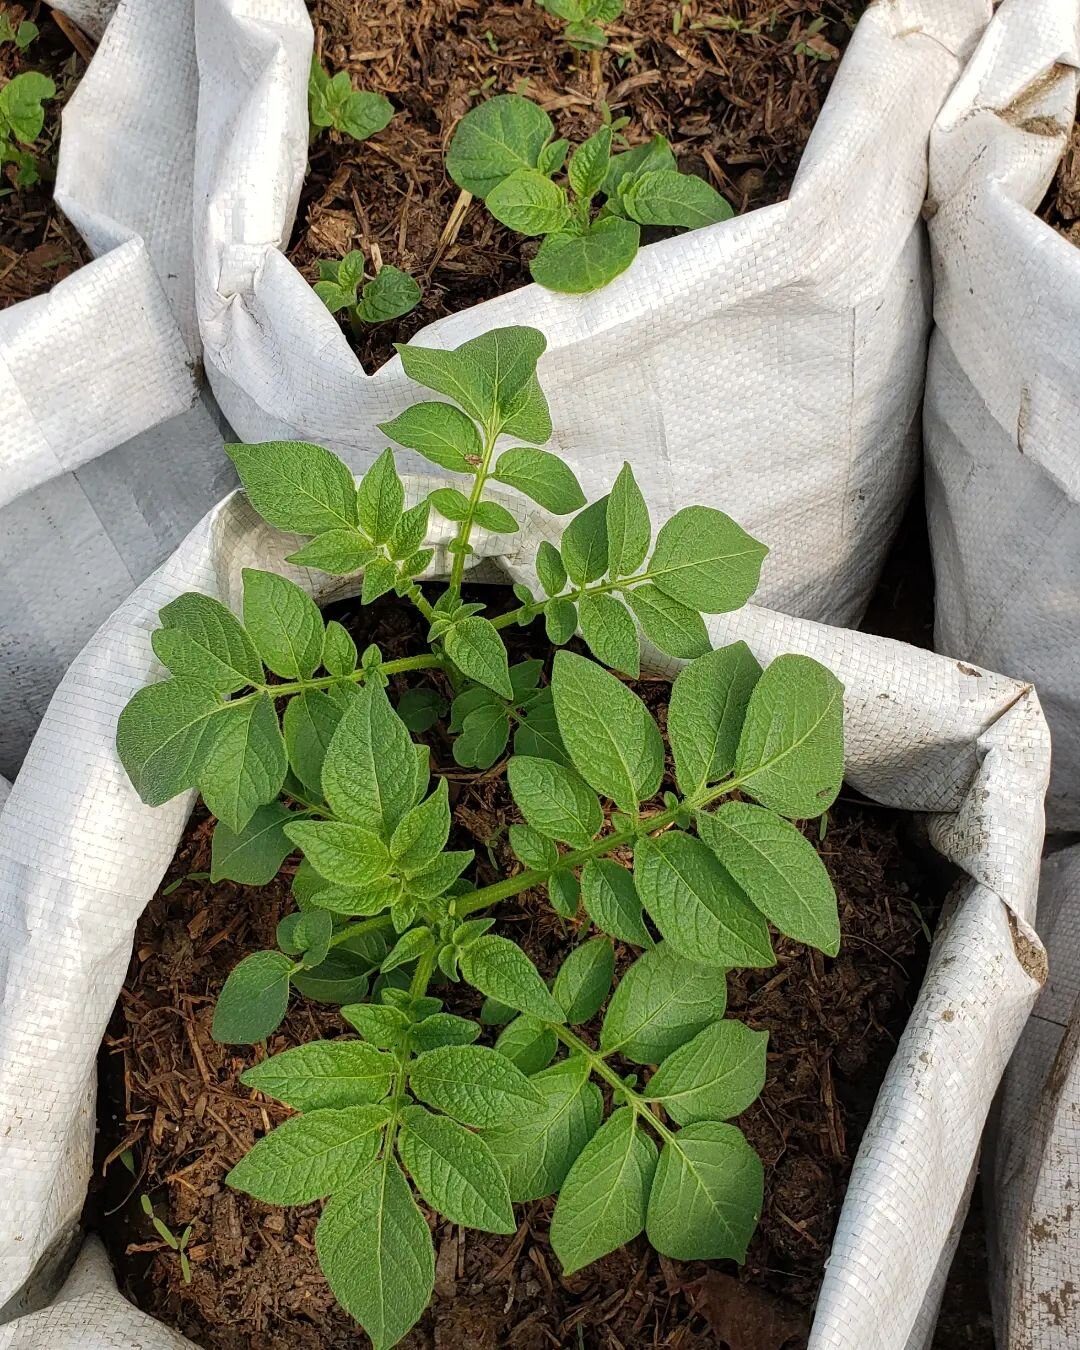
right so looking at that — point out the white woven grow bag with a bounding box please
[0,479,1049,1349]
[925,0,1080,832]
[0,0,235,779]
[194,0,992,631]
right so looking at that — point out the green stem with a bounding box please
[448,421,499,601]
[222,653,446,711]
[489,569,659,632]
[452,776,734,919]
[399,577,437,623]
[327,913,395,951]
[550,1023,676,1145]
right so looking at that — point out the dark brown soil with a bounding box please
[1038,95,1080,246]
[93,587,954,1350]
[0,2,91,309]
[293,0,856,371]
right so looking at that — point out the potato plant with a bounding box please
[446,94,733,292]
[313,249,421,331]
[537,0,623,49]
[308,55,393,143]
[117,324,844,1349]
[0,70,53,189]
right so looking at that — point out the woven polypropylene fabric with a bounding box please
[988,844,1080,1349]
[925,0,1080,832]
[0,478,1049,1347]
[0,1,239,779]
[194,0,991,630]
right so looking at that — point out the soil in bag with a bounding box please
[92,586,966,1350]
[0,5,90,308]
[292,0,857,371]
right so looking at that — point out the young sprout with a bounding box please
[537,0,623,49]
[308,56,394,142]
[0,70,54,189]
[314,250,421,333]
[0,15,38,50]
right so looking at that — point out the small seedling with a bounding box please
[313,250,421,331]
[161,870,211,896]
[537,0,623,49]
[140,1194,194,1284]
[117,324,844,1349]
[0,15,37,49]
[0,70,54,188]
[446,94,733,293]
[793,17,839,61]
[308,56,394,143]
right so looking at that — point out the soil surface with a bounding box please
[1039,93,1080,245]
[93,588,955,1350]
[294,0,857,371]
[0,2,90,309]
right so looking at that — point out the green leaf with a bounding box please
[388,501,430,562]
[409,1013,481,1051]
[578,593,640,677]
[515,694,571,765]
[648,506,767,614]
[323,621,358,677]
[339,89,394,142]
[530,217,640,293]
[316,1157,434,1350]
[152,592,263,693]
[323,680,420,835]
[443,617,513,698]
[551,651,663,813]
[292,954,372,1004]
[356,266,421,324]
[545,597,578,646]
[536,539,568,596]
[454,702,511,769]
[550,1108,658,1275]
[697,801,839,954]
[389,778,451,874]
[548,867,581,918]
[603,135,677,199]
[560,496,609,586]
[580,859,652,946]
[361,557,397,605]
[509,822,559,871]
[600,942,728,1064]
[474,500,520,533]
[314,280,352,315]
[398,1106,515,1233]
[397,687,446,732]
[621,169,733,229]
[646,1122,762,1261]
[226,441,358,535]
[116,678,228,806]
[645,1019,767,1124]
[283,691,341,796]
[396,326,546,435]
[626,584,710,661]
[537,136,570,174]
[0,71,54,144]
[382,926,435,973]
[668,642,762,796]
[487,167,571,235]
[734,655,845,819]
[482,1057,602,1200]
[429,486,471,523]
[356,448,405,545]
[211,802,295,884]
[634,831,773,969]
[605,461,651,578]
[568,126,612,201]
[240,1039,395,1109]
[553,937,614,1022]
[446,93,554,197]
[285,530,375,575]
[495,1015,558,1074]
[458,934,566,1022]
[507,755,602,847]
[198,694,287,834]
[406,850,474,899]
[378,401,480,473]
[242,569,324,679]
[342,1003,410,1048]
[480,996,516,1026]
[212,951,293,1044]
[227,1105,390,1204]
[286,820,391,888]
[409,1043,542,1127]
